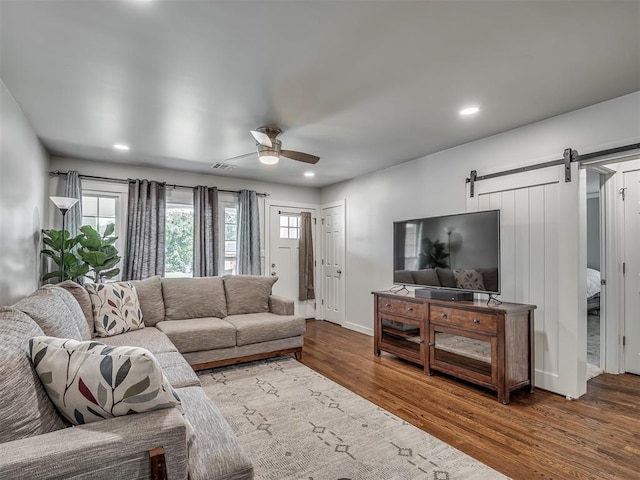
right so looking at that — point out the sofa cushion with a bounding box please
[412,269,440,286]
[97,326,177,354]
[224,313,306,347]
[393,270,415,284]
[162,277,227,321]
[435,268,457,288]
[223,275,277,316]
[14,287,84,340]
[130,276,165,327]
[29,336,183,426]
[57,280,94,336]
[177,386,254,480]
[477,267,499,293]
[155,351,201,389]
[42,285,93,341]
[156,318,236,353]
[86,282,144,337]
[0,307,66,443]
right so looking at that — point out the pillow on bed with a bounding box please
[586,268,600,298]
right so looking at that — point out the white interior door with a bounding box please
[268,205,316,318]
[467,163,586,399]
[623,168,640,374]
[321,203,345,325]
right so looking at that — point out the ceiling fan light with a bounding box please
[259,153,279,165]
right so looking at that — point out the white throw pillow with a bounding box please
[28,336,182,425]
[86,282,144,337]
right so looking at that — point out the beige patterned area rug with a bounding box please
[199,358,507,480]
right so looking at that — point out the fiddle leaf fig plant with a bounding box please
[41,229,89,282]
[41,224,121,284]
[76,224,121,283]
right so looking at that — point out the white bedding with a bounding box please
[586,268,601,298]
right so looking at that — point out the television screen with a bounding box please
[393,210,500,294]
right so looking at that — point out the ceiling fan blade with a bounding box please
[281,150,320,164]
[221,151,256,162]
[250,130,273,147]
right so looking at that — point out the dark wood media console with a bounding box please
[373,291,536,404]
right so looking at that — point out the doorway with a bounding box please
[585,169,604,379]
[266,202,318,318]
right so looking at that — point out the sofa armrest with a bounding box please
[0,408,188,480]
[269,295,295,315]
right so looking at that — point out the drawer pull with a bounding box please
[385,303,391,307]
[473,318,480,324]
[407,307,413,312]
[441,312,448,319]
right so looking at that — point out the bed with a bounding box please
[587,268,601,313]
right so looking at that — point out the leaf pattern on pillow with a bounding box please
[28,336,182,426]
[86,282,144,337]
[453,269,486,291]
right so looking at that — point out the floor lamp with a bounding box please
[49,196,79,282]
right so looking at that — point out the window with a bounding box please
[82,195,117,235]
[280,214,300,239]
[165,189,194,278]
[404,222,419,270]
[222,201,238,275]
[78,180,128,282]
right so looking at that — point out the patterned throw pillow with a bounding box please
[453,269,486,291]
[28,336,183,426]
[86,282,144,337]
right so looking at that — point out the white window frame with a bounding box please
[165,187,194,278]
[80,180,128,275]
[220,193,238,276]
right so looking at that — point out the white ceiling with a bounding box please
[1,1,638,187]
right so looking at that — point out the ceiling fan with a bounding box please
[222,127,320,166]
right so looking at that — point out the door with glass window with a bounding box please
[268,205,316,317]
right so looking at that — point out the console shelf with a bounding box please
[373,291,536,404]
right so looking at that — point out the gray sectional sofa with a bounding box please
[0,275,306,480]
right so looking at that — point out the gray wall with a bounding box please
[0,81,49,305]
[587,197,600,270]
[320,91,640,335]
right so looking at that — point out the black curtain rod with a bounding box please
[49,171,269,197]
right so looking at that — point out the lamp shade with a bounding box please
[49,196,79,211]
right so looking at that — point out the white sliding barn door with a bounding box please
[467,163,586,399]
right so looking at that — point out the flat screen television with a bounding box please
[393,210,500,294]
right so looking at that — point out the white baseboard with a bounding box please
[343,321,373,337]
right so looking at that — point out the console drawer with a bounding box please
[377,298,423,320]
[430,305,498,334]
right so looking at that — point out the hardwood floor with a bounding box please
[300,320,640,480]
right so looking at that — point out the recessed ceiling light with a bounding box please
[113,143,130,151]
[304,172,315,177]
[459,106,480,116]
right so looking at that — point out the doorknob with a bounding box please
[271,271,277,276]
[337,270,342,274]
[271,263,275,268]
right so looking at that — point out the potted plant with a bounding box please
[41,229,90,282]
[76,224,121,283]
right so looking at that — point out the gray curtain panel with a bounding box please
[298,212,315,300]
[64,170,83,237]
[237,189,261,275]
[123,179,166,280]
[193,185,219,277]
